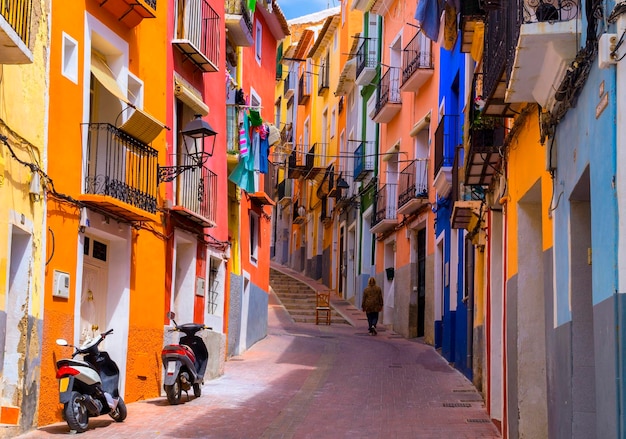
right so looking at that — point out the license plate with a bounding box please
[59,377,69,393]
[166,361,176,375]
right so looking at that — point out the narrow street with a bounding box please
[18,292,501,439]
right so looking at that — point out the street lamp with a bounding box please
[158,115,218,183]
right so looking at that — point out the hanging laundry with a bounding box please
[415,0,442,42]
[248,0,257,14]
[259,127,269,174]
[443,1,458,51]
[248,109,263,127]
[239,111,250,158]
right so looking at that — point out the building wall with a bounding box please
[0,0,49,434]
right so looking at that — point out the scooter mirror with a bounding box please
[56,338,68,346]
[166,311,176,320]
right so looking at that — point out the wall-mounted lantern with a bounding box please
[158,115,218,183]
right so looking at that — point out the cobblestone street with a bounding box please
[17,293,501,439]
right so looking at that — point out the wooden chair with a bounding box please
[315,290,331,325]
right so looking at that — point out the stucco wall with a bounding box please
[246,283,268,348]
[228,272,243,356]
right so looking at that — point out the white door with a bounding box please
[80,237,108,346]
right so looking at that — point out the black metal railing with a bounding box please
[318,64,330,94]
[225,0,253,34]
[402,32,433,85]
[355,39,376,79]
[176,152,217,223]
[434,115,460,176]
[306,142,327,170]
[263,161,277,198]
[83,123,158,214]
[353,141,375,181]
[176,0,220,68]
[2,0,31,46]
[398,159,428,208]
[289,146,306,168]
[372,183,397,227]
[277,179,292,201]
[284,71,296,95]
[522,0,579,23]
[374,67,401,115]
[299,72,311,103]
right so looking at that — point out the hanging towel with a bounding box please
[415,0,442,42]
[228,159,256,193]
[259,134,269,174]
[239,111,250,158]
[249,109,263,127]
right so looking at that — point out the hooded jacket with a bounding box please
[362,277,383,313]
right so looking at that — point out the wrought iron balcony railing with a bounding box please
[225,0,252,32]
[434,114,461,176]
[284,71,296,97]
[175,152,217,225]
[398,159,428,208]
[173,0,220,72]
[318,64,329,94]
[83,123,158,214]
[401,32,433,90]
[355,38,377,83]
[353,141,375,181]
[298,72,311,104]
[372,67,401,122]
[372,183,398,228]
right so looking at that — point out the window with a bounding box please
[250,211,259,264]
[255,21,262,64]
[62,33,78,84]
[331,108,336,138]
[207,258,220,314]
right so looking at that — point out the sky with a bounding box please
[278,0,340,20]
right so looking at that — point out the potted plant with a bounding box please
[470,97,505,150]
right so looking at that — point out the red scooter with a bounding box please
[161,312,211,405]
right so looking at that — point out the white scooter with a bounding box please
[55,328,127,433]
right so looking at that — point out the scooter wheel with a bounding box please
[193,383,201,398]
[165,377,182,405]
[109,396,127,422]
[64,391,89,433]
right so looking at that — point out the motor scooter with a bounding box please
[55,329,127,433]
[161,312,211,404]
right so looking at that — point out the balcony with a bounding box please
[506,0,580,110]
[355,38,377,86]
[433,114,460,198]
[225,0,253,47]
[353,141,375,182]
[318,64,329,95]
[0,0,32,63]
[80,123,158,222]
[298,72,311,104]
[287,146,307,179]
[95,0,156,28]
[305,143,327,180]
[335,57,356,96]
[371,67,401,123]
[173,0,220,73]
[465,123,505,186]
[400,32,433,92]
[250,162,277,207]
[292,200,305,224]
[370,183,398,234]
[397,159,428,215]
[369,0,393,15]
[277,178,292,206]
[283,71,296,99]
[171,154,217,227]
[460,0,487,53]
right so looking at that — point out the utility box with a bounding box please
[53,270,70,298]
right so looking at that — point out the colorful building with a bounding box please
[0,0,49,435]
[225,0,289,356]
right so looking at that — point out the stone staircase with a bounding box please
[269,268,350,325]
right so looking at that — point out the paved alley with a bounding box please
[17,292,501,439]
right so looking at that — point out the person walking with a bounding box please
[362,277,383,335]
